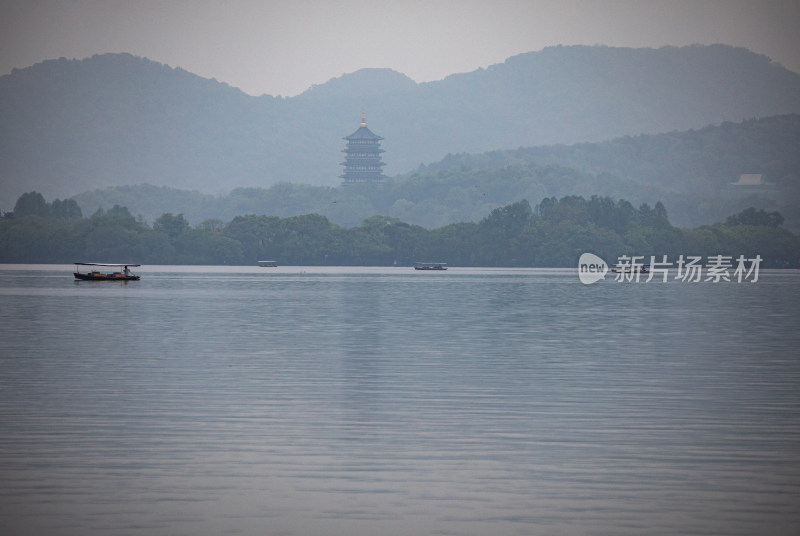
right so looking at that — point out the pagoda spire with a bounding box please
[360,105,367,127]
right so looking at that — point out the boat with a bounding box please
[611,268,649,274]
[74,263,140,281]
[414,262,447,270]
[258,260,278,267]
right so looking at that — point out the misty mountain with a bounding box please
[423,114,800,195]
[68,115,800,232]
[2,44,800,211]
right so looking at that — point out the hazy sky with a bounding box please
[2,0,799,97]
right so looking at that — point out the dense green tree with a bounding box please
[197,218,224,232]
[153,213,190,238]
[102,204,137,225]
[1,193,799,268]
[481,200,532,235]
[223,215,283,262]
[13,192,50,218]
[50,198,83,219]
[172,229,244,265]
[725,207,784,228]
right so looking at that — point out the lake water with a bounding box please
[1,265,799,536]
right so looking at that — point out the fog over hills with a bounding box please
[2,44,800,210]
[68,114,799,232]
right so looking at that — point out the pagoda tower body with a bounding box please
[340,111,386,185]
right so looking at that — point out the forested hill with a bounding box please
[68,114,800,232]
[3,44,800,210]
[422,114,800,196]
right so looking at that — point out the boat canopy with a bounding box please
[74,263,141,267]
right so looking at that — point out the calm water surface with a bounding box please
[1,265,799,536]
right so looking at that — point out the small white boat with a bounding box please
[258,260,278,267]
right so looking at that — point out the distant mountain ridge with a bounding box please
[2,44,800,210]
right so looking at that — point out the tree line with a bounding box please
[1,192,798,268]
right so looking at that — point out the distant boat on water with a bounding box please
[73,263,140,281]
[258,260,278,267]
[414,262,447,271]
[611,267,649,274]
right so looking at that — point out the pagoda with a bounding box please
[340,110,386,185]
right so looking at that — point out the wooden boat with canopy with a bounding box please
[73,263,141,281]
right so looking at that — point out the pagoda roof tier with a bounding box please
[341,160,386,166]
[341,180,386,184]
[343,156,384,161]
[344,125,383,141]
[341,169,386,176]
[342,148,384,153]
